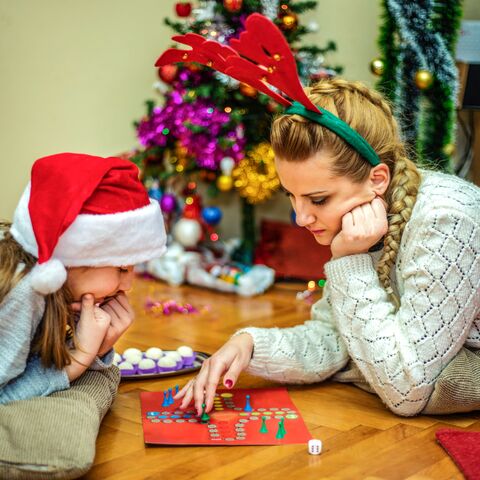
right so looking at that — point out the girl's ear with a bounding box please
[369,163,390,196]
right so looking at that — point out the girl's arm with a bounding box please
[0,276,69,404]
[325,207,480,416]
[0,355,69,404]
[235,287,350,384]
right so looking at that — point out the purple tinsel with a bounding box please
[137,85,246,170]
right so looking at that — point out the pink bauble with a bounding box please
[160,193,177,213]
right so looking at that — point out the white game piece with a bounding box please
[165,351,182,362]
[123,350,142,365]
[308,439,322,455]
[177,346,193,357]
[145,347,163,360]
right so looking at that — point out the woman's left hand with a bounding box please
[96,292,135,357]
[330,197,388,259]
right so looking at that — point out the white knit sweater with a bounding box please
[238,170,480,416]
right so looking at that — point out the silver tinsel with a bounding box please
[386,0,458,148]
[261,0,280,20]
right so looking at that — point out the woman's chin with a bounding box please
[313,235,332,246]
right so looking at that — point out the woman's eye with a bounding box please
[119,267,129,273]
[311,197,326,205]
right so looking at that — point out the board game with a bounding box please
[141,387,312,446]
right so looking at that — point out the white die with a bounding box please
[308,439,322,455]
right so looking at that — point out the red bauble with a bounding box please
[157,64,178,84]
[223,0,243,13]
[175,2,192,17]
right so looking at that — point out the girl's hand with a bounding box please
[330,197,388,259]
[96,292,135,357]
[174,333,254,415]
[66,294,111,381]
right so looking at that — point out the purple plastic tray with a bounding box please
[119,351,210,381]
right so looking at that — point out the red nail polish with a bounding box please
[225,379,233,389]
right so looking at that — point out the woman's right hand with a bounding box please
[65,294,111,381]
[174,333,254,415]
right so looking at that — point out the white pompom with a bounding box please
[30,259,67,294]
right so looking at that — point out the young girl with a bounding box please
[0,152,166,403]
[175,78,480,417]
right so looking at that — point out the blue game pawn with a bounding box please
[161,390,169,408]
[244,394,253,412]
[175,385,179,394]
[167,388,174,406]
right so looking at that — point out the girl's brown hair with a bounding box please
[271,78,421,306]
[0,221,75,368]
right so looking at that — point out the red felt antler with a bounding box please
[155,13,319,113]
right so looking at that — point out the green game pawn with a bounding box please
[200,403,210,423]
[260,416,268,434]
[275,418,286,439]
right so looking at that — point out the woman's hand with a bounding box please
[65,294,111,381]
[330,197,388,259]
[96,292,135,357]
[174,333,254,415]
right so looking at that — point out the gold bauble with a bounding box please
[443,143,455,156]
[415,69,434,90]
[239,82,257,98]
[217,175,233,192]
[280,12,298,31]
[370,58,385,76]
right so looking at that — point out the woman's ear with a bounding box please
[369,163,390,196]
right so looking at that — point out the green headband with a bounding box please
[284,101,380,167]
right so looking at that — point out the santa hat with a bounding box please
[10,153,167,295]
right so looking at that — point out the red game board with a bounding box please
[141,387,312,446]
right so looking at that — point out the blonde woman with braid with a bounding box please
[175,79,480,417]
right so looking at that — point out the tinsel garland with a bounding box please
[232,143,280,204]
[379,0,462,171]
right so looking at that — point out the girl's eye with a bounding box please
[119,267,129,273]
[311,197,327,206]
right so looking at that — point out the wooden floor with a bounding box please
[84,276,479,480]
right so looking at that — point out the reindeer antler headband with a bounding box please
[156,13,380,167]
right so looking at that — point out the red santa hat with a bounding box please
[10,152,167,294]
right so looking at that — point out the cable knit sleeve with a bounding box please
[234,286,349,384]
[324,207,480,416]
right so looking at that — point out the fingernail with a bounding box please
[224,379,233,389]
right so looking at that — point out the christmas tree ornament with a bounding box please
[239,82,257,98]
[217,174,233,192]
[280,11,298,31]
[175,1,192,18]
[173,218,203,247]
[220,156,235,176]
[202,206,223,226]
[233,143,280,204]
[223,0,243,13]
[369,58,384,76]
[414,69,434,90]
[158,64,178,84]
[442,143,455,156]
[160,193,177,214]
[148,182,163,201]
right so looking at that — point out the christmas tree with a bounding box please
[372,0,462,172]
[131,0,341,263]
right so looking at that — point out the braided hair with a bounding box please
[270,78,421,307]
